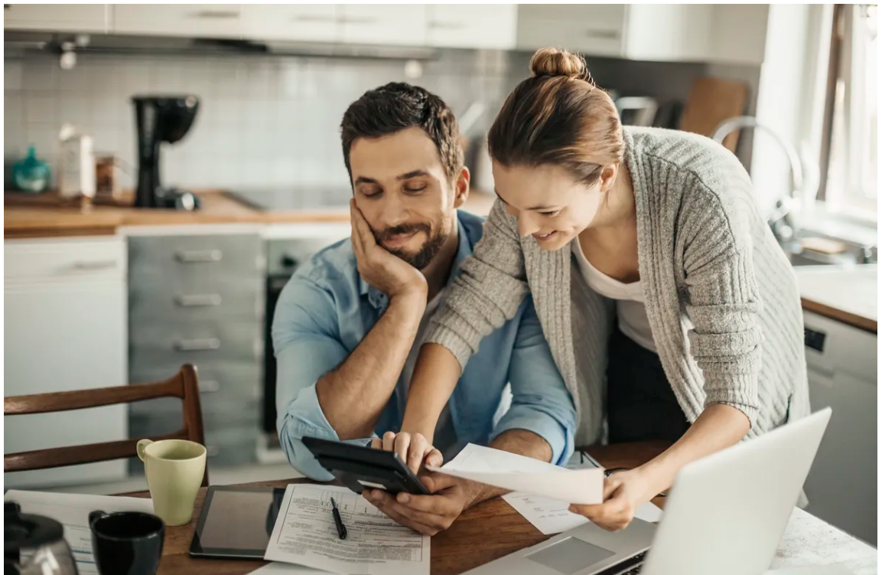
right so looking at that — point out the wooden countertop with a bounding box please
[4,189,498,239]
[796,265,877,334]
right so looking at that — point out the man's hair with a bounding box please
[340,82,464,182]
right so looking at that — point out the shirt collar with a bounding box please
[358,212,471,309]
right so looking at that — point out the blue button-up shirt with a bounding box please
[272,210,576,480]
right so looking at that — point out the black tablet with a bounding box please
[302,436,430,495]
[188,486,286,559]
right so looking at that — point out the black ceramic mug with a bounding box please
[89,510,165,575]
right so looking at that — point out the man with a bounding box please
[272,82,576,535]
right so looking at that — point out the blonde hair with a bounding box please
[488,47,624,186]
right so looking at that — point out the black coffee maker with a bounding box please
[133,95,201,210]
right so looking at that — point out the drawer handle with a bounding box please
[191,10,240,19]
[201,380,221,393]
[73,260,118,271]
[175,249,222,263]
[175,294,222,307]
[174,338,221,352]
[206,445,220,457]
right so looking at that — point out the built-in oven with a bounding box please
[260,227,350,458]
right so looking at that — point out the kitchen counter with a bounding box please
[4,188,498,239]
[795,265,877,333]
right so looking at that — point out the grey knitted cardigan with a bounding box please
[427,126,810,446]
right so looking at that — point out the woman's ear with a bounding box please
[453,167,471,209]
[598,164,618,193]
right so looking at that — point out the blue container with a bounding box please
[13,145,51,193]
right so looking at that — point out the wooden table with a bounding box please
[127,442,670,575]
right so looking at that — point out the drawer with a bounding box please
[129,277,262,323]
[129,394,259,433]
[128,423,259,473]
[129,361,261,419]
[129,319,262,369]
[128,234,262,281]
[5,236,126,282]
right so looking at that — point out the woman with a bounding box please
[393,48,809,530]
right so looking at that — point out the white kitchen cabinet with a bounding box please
[4,4,109,33]
[517,4,628,59]
[427,5,517,50]
[111,4,243,39]
[338,4,427,46]
[4,236,128,489]
[516,4,763,63]
[240,5,337,43]
[802,310,877,544]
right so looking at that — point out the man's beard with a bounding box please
[374,223,449,270]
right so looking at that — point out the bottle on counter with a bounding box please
[12,145,51,193]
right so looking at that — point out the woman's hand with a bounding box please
[372,432,444,475]
[568,469,656,531]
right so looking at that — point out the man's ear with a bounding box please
[452,167,471,209]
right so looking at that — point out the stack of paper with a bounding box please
[4,490,155,575]
[263,483,429,575]
[427,443,604,504]
[427,444,662,535]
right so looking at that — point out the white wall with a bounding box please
[751,4,827,217]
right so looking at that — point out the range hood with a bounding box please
[4,30,441,61]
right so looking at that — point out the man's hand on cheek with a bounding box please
[362,473,475,536]
[350,199,427,301]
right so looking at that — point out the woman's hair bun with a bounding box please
[529,47,592,82]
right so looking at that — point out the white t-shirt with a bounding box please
[400,288,459,457]
[572,238,657,353]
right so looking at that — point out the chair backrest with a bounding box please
[4,364,209,487]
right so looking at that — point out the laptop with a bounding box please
[466,407,833,575]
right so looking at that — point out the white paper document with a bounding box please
[502,491,664,535]
[264,484,429,575]
[4,490,155,575]
[427,443,604,505]
[248,561,334,574]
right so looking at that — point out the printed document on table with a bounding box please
[502,491,664,535]
[264,484,429,575]
[427,443,604,505]
[4,490,155,575]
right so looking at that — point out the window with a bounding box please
[821,4,877,218]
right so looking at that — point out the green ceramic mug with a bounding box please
[136,439,206,527]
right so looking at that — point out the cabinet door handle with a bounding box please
[339,16,377,24]
[175,294,222,307]
[206,445,221,457]
[585,29,620,39]
[174,249,222,263]
[292,14,335,22]
[174,338,221,352]
[73,260,118,270]
[200,380,221,393]
[428,20,465,30]
[191,10,240,19]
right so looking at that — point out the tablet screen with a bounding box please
[190,486,287,558]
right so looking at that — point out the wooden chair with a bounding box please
[4,364,209,487]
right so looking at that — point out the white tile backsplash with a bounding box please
[21,60,57,92]
[5,60,24,91]
[24,94,58,125]
[7,49,744,192]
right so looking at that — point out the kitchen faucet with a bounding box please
[711,116,818,244]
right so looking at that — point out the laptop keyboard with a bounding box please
[614,551,646,575]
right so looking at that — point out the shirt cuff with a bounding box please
[278,383,376,480]
[488,406,574,466]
